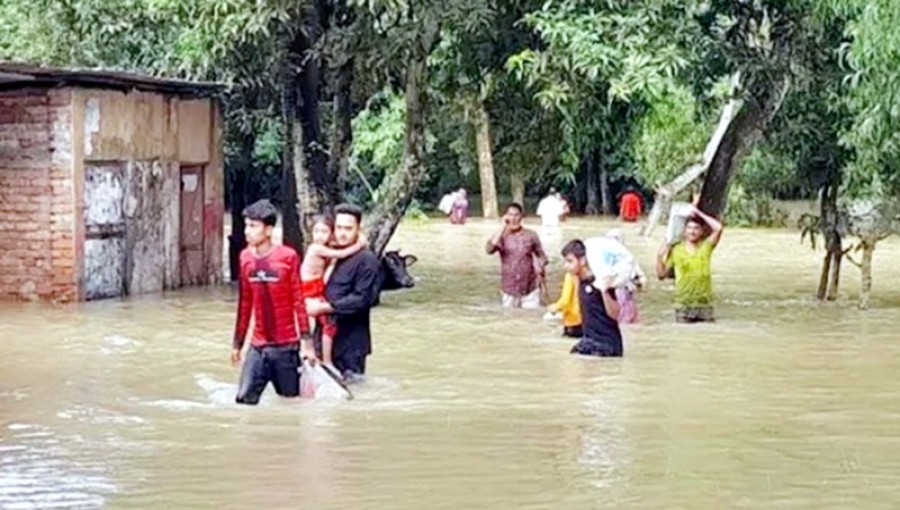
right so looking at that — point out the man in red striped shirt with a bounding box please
[231,200,315,405]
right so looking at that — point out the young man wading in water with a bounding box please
[655,204,724,323]
[561,240,623,357]
[306,204,381,382]
[486,203,548,309]
[232,200,315,405]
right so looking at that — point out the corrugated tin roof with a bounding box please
[0,63,223,96]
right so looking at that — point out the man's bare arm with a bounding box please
[533,234,548,269]
[693,205,724,247]
[313,238,367,260]
[486,227,507,255]
[601,289,620,321]
[655,243,672,280]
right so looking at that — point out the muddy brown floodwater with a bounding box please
[2,217,900,509]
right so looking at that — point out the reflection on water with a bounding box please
[0,424,114,509]
[2,218,900,509]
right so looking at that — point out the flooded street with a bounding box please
[2,217,900,509]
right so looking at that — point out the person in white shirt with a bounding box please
[536,188,564,228]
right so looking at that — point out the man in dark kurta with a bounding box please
[306,204,380,380]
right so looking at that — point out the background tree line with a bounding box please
[2,0,899,305]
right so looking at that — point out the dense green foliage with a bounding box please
[833,0,900,199]
[1,0,898,223]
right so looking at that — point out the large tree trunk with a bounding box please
[361,22,441,256]
[293,120,313,237]
[281,160,304,251]
[642,75,744,236]
[696,105,765,217]
[698,78,790,217]
[818,235,845,302]
[328,57,353,206]
[365,53,429,256]
[323,0,354,206]
[573,169,586,213]
[598,151,612,215]
[294,4,330,235]
[817,182,844,301]
[473,98,498,219]
[510,174,525,209]
[280,65,304,252]
[585,150,600,215]
[228,132,254,283]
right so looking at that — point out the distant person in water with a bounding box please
[300,214,368,373]
[438,190,458,217]
[561,239,623,357]
[305,204,381,381]
[232,199,315,405]
[450,187,469,225]
[486,203,548,309]
[655,204,724,323]
[618,187,644,222]
[602,229,646,324]
[537,188,565,228]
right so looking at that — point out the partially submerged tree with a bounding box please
[691,1,800,217]
[351,0,494,254]
[824,0,900,308]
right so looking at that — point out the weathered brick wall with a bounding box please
[0,89,74,301]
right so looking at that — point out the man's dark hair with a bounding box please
[686,215,707,229]
[243,199,278,226]
[561,239,586,258]
[334,203,363,225]
[685,215,711,239]
[505,202,524,214]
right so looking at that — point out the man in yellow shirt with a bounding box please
[655,204,724,323]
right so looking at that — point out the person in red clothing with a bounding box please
[232,199,315,405]
[618,187,644,222]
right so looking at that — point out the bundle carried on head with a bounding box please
[666,202,695,244]
[438,191,458,215]
[584,231,645,290]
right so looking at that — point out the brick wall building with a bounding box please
[0,89,73,299]
[0,64,224,302]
